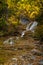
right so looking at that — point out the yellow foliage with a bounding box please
[8,15,18,25]
[7,0,14,8]
[7,0,11,8]
[29,5,40,19]
[34,6,40,11]
[7,0,41,20]
[25,4,31,11]
[32,5,40,12]
[30,11,39,19]
[21,0,27,2]
[21,0,24,2]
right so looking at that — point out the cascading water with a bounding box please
[26,22,33,31]
[26,21,38,32]
[21,31,26,37]
[3,37,14,45]
[21,21,38,37]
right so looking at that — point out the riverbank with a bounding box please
[0,36,43,65]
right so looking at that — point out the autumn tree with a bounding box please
[0,0,43,37]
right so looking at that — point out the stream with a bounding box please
[0,18,43,65]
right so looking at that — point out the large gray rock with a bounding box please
[20,17,29,25]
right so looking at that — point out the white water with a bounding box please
[21,21,38,37]
[29,21,38,32]
[26,22,32,31]
[3,37,14,45]
[21,31,26,37]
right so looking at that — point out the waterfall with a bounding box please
[29,21,38,32]
[26,22,33,31]
[21,21,38,37]
[21,31,26,37]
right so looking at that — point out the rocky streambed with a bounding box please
[0,36,43,65]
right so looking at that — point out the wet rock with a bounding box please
[34,41,40,45]
[17,47,23,50]
[28,63,33,65]
[38,59,43,65]
[31,49,43,56]
[30,55,36,60]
